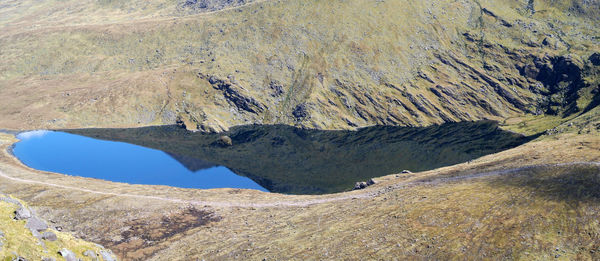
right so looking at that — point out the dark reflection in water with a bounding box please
[51,121,535,194]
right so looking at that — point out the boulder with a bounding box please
[83,250,97,259]
[41,258,56,261]
[401,170,412,174]
[175,116,187,129]
[219,135,233,146]
[14,207,31,220]
[58,249,77,261]
[366,179,376,186]
[25,216,48,232]
[353,181,368,190]
[42,231,57,241]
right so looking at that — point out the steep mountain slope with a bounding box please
[0,0,598,131]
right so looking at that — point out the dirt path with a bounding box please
[1,162,598,208]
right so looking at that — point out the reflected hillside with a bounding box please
[65,121,535,194]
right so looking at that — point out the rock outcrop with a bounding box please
[0,194,118,260]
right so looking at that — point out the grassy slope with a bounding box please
[0,196,111,260]
[0,0,598,131]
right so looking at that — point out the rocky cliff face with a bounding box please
[0,0,598,131]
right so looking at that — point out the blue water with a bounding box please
[12,130,268,191]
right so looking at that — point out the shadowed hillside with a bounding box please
[66,121,535,194]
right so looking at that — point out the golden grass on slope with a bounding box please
[0,196,109,260]
[148,163,600,260]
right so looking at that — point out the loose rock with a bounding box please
[42,231,57,241]
[58,249,77,261]
[353,181,368,190]
[366,179,376,186]
[219,135,233,146]
[83,250,97,259]
[25,216,48,232]
[15,207,31,220]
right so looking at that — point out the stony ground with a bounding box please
[0,192,117,260]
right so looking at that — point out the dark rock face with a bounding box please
[535,56,582,89]
[590,53,600,66]
[292,103,309,120]
[269,80,284,97]
[178,0,254,13]
[201,74,265,113]
[519,55,586,115]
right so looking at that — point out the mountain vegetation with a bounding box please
[1,0,600,260]
[0,0,598,131]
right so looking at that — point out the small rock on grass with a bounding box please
[42,231,57,241]
[83,249,97,259]
[58,249,77,261]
